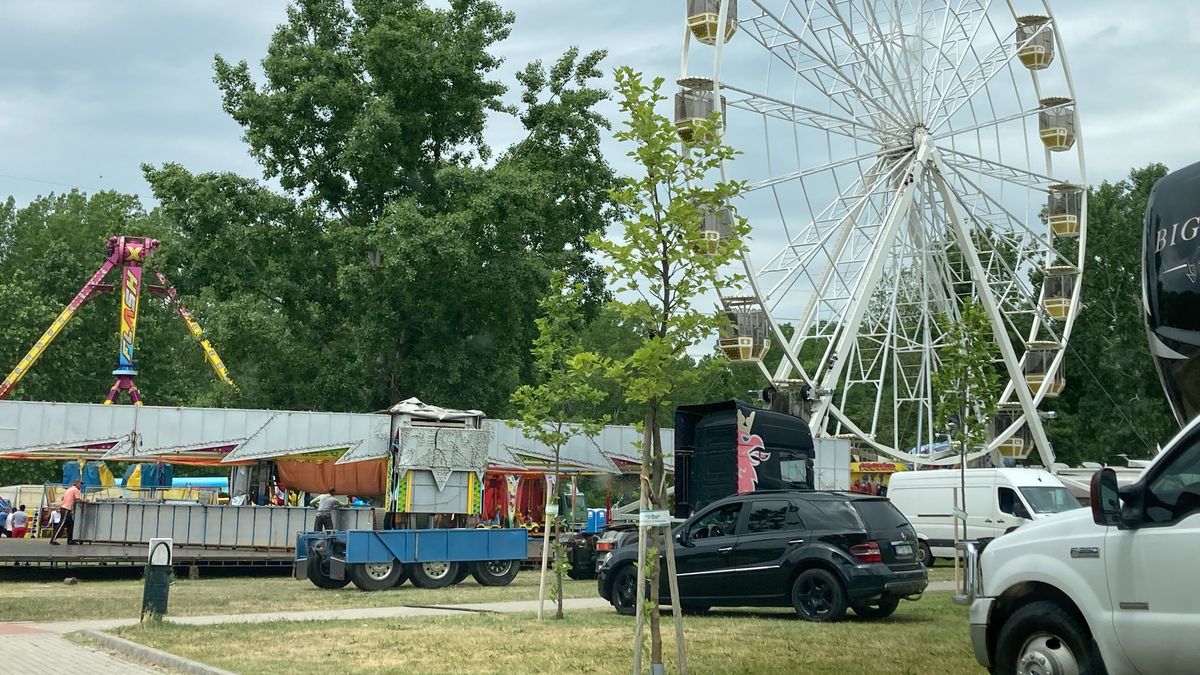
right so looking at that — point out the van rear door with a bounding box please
[850,498,920,567]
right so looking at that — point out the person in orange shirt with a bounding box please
[49,480,82,545]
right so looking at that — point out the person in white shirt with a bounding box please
[7,506,28,538]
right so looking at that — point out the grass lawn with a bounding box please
[0,569,597,622]
[109,593,982,674]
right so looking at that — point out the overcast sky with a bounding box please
[2,0,1198,210]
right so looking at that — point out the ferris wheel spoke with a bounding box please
[762,154,907,276]
[745,146,890,192]
[927,35,1032,131]
[940,146,1056,193]
[771,159,915,382]
[939,162,1073,268]
[818,1,920,121]
[920,0,991,122]
[934,103,1046,140]
[745,0,912,130]
[722,83,882,138]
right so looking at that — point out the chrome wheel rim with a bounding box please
[422,561,451,579]
[1017,632,1080,675]
[364,562,394,581]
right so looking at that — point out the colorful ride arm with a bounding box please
[0,257,119,400]
[150,269,238,391]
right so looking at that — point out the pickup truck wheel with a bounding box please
[470,560,520,586]
[995,601,1105,675]
[791,569,847,622]
[407,561,461,589]
[349,561,405,592]
[610,564,639,616]
[852,595,900,619]
[306,552,350,590]
[918,541,934,568]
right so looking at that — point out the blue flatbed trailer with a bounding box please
[296,528,528,591]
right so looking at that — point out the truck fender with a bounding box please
[983,553,1132,674]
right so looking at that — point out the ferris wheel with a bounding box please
[679,1,1087,467]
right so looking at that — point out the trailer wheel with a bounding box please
[451,563,471,585]
[306,552,350,590]
[408,561,461,589]
[349,561,406,592]
[470,560,520,587]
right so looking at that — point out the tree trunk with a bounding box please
[555,453,564,621]
[655,423,688,674]
[537,473,553,621]
[632,411,653,674]
[648,405,663,668]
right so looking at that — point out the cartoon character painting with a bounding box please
[736,409,772,493]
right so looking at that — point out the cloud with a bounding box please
[1,0,1194,205]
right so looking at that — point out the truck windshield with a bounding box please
[1019,486,1081,514]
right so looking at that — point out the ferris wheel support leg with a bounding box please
[929,153,1057,469]
[809,142,935,434]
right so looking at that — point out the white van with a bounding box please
[886,468,1080,566]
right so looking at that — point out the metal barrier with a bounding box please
[75,502,373,549]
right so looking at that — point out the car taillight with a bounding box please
[596,541,613,551]
[850,541,882,564]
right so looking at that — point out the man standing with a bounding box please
[312,488,342,531]
[49,480,82,545]
[8,505,28,539]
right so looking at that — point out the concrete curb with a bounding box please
[75,629,237,675]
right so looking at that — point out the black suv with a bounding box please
[597,490,927,621]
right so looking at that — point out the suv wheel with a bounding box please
[918,541,934,568]
[791,568,847,622]
[995,601,1105,675]
[852,595,900,619]
[610,564,639,616]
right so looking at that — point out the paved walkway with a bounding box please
[11,597,615,635]
[0,624,158,674]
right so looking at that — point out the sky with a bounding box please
[2,0,1198,209]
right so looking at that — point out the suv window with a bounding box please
[811,499,863,530]
[688,502,742,539]
[746,499,804,533]
[1146,431,1200,524]
[852,499,908,531]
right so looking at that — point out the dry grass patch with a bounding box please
[113,593,982,674]
[0,569,595,621]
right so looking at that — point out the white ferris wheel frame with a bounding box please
[682,0,1088,469]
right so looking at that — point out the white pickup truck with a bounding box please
[961,416,1200,674]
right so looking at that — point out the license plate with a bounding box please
[894,544,913,557]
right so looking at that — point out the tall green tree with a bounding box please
[931,299,999,452]
[142,1,618,416]
[214,0,513,219]
[1045,164,1177,464]
[593,68,750,675]
[510,271,607,621]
